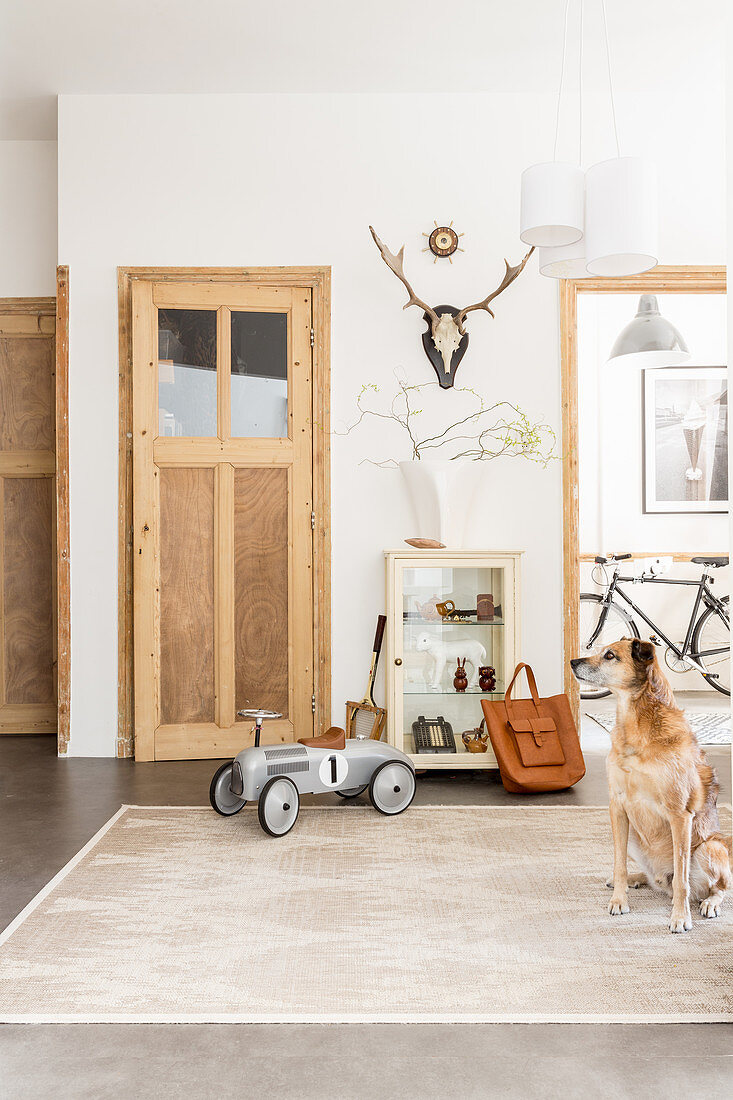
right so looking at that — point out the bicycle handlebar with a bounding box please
[594,553,632,565]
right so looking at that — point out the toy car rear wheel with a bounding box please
[369,761,416,816]
[335,785,368,799]
[258,776,300,837]
[209,762,247,816]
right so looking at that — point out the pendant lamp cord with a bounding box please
[600,0,621,157]
[578,0,584,165]
[552,0,572,160]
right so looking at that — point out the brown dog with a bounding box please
[571,638,730,933]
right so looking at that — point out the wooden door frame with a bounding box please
[55,269,71,754]
[560,266,726,723]
[117,266,331,759]
[0,283,70,754]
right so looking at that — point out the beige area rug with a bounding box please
[1,805,731,1023]
[588,709,732,746]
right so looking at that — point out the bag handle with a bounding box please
[505,662,543,714]
[504,663,555,744]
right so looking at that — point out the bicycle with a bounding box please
[579,553,730,699]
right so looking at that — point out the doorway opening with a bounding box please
[561,268,729,768]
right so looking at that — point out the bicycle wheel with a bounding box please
[578,594,640,700]
[692,596,730,696]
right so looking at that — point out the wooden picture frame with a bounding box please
[117,267,331,759]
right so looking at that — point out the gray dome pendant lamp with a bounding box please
[607,294,690,368]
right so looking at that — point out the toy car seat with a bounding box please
[298,726,346,750]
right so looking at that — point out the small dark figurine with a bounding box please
[453,658,468,693]
[478,666,496,692]
[462,724,489,753]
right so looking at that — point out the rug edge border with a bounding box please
[0,805,130,948]
[0,1012,731,1025]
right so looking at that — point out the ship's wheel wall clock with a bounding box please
[423,221,464,263]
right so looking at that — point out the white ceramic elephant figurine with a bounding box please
[415,632,487,689]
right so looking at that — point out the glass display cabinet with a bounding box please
[385,550,522,770]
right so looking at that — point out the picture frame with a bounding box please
[642,366,728,514]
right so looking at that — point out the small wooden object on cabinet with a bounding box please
[479,666,497,692]
[453,658,468,692]
[477,593,495,621]
[462,722,489,753]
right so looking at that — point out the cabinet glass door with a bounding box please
[401,563,507,758]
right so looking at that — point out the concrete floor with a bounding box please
[1,732,731,1099]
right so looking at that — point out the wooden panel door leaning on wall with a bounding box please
[131,276,326,761]
[0,300,57,736]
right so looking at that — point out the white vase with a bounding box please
[399,459,482,547]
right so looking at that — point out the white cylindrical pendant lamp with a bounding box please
[520,162,584,247]
[585,157,658,276]
[538,239,592,279]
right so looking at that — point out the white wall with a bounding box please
[0,141,57,296]
[57,87,725,754]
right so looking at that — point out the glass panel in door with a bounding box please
[230,311,288,437]
[157,308,217,437]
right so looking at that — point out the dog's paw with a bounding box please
[699,896,722,919]
[668,908,692,933]
[608,896,629,916]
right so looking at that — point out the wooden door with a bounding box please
[132,281,315,760]
[0,300,57,735]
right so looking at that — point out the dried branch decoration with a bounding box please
[340,375,556,467]
[369,226,534,389]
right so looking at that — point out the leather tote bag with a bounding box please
[481,663,585,793]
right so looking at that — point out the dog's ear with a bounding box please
[631,638,655,665]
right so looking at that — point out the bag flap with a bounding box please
[512,724,566,768]
[507,715,557,736]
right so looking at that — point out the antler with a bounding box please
[454,247,535,334]
[369,226,440,326]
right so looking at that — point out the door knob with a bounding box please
[394,658,402,666]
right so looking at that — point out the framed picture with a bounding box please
[642,366,728,514]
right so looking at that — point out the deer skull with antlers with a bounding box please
[369,226,534,389]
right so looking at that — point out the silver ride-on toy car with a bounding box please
[209,709,417,836]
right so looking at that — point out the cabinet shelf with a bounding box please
[403,617,504,627]
[403,687,504,697]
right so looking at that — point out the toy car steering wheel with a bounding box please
[236,708,283,747]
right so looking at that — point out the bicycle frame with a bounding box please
[586,568,730,677]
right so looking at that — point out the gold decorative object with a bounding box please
[436,599,471,624]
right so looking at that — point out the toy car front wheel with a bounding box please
[258,776,300,837]
[209,762,247,816]
[369,761,416,816]
[335,785,368,799]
